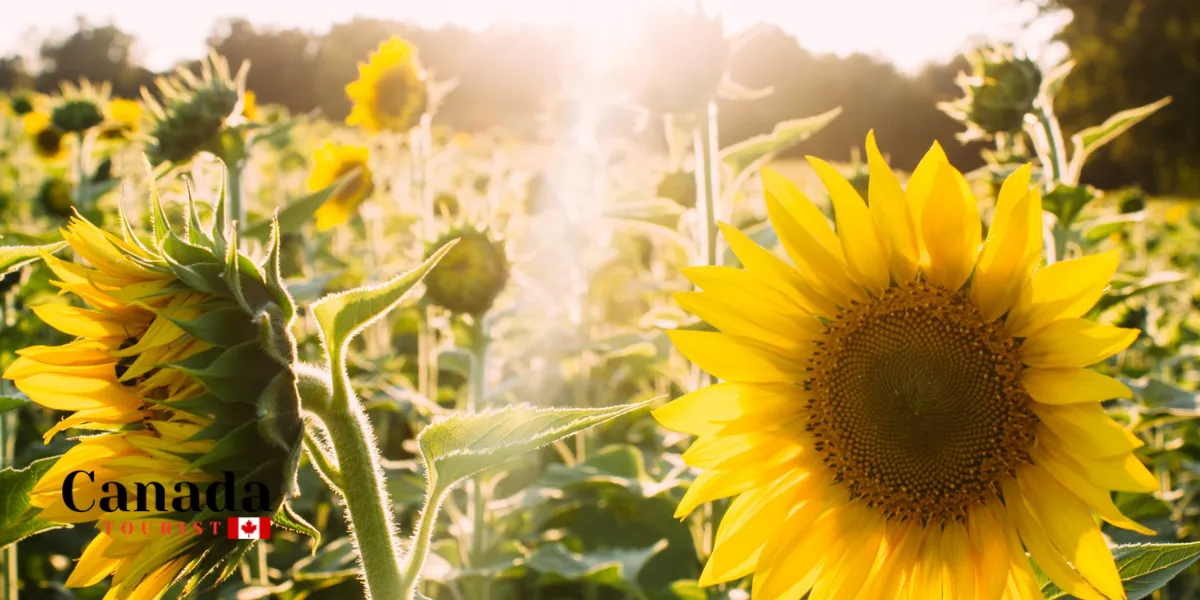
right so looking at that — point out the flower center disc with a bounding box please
[807,280,1037,524]
[375,68,417,119]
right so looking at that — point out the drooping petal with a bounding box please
[699,470,811,585]
[1030,442,1155,535]
[1016,465,1124,600]
[653,382,803,436]
[763,192,864,305]
[675,290,822,351]
[1001,478,1107,600]
[1037,430,1158,492]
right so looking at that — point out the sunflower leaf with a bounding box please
[417,398,658,495]
[526,540,667,593]
[0,455,64,549]
[311,241,455,381]
[720,107,843,193]
[1041,542,1200,600]
[241,169,359,241]
[1067,97,1172,181]
[271,500,321,552]
[0,242,67,277]
[0,395,28,416]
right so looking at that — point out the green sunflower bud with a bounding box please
[423,228,509,316]
[10,95,33,116]
[1,171,310,598]
[51,98,105,133]
[657,170,697,209]
[144,51,246,165]
[942,45,1043,137]
[36,177,73,217]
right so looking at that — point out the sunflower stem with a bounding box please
[226,159,246,236]
[303,430,343,492]
[400,484,450,600]
[0,406,15,600]
[73,131,90,217]
[317,391,406,599]
[466,316,491,600]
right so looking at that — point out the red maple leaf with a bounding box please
[241,520,257,535]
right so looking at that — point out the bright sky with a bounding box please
[4,0,1065,73]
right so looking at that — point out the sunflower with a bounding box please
[23,112,68,161]
[307,143,374,230]
[655,131,1153,600]
[345,36,428,133]
[2,189,305,599]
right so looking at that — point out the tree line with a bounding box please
[2,6,1193,195]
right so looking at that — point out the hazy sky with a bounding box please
[5,0,1065,73]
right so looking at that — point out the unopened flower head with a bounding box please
[143,51,246,165]
[52,80,110,134]
[3,176,308,598]
[423,228,509,316]
[942,45,1043,138]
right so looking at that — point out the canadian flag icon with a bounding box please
[227,517,271,540]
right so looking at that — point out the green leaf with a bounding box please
[241,169,360,241]
[0,242,66,277]
[1040,59,1075,100]
[1042,183,1097,229]
[271,500,321,551]
[292,537,360,582]
[1069,97,1172,177]
[312,241,456,378]
[1042,542,1200,600]
[0,455,64,549]
[526,540,667,593]
[417,398,658,495]
[720,107,842,191]
[0,395,27,416]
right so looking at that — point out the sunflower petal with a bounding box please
[1022,367,1132,405]
[921,161,981,292]
[668,330,809,382]
[1021,319,1139,368]
[1006,250,1121,338]
[807,156,889,295]
[865,130,920,282]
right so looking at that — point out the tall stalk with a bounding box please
[73,132,90,216]
[411,115,439,404]
[225,159,246,235]
[0,296,16,600]
[466,317,490,600]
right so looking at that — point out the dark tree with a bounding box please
[208,19,320,113]
[35,18,152,97]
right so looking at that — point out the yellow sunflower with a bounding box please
[23,111,68,161]
[308,143,374,230]
[109,98,143,131]
[655,131,1153,600]
[345,36,428,133]
[3,193,305,599]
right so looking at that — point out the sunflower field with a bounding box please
[1,11,1199,600]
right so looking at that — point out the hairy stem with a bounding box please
[226,159,246,235]
[319,393,405,599]
[467,318,491,600]
[303,431,343,492]
[401,485,449,600]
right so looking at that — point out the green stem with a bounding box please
[303,431,343,492]
[0,411,15,600]
[1032,101,1068,187]
[401,485,449,600]
[255,542,269,586]
[73,131,89,216]
[319,397,405,599]
[226,159,245,234]
[467,318,490,600]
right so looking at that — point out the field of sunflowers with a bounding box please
[1,18,1199,600]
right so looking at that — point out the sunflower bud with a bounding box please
[423,228,509,316]
[10,95,33,116]
[36,177,73,217]
[633,9,729,115]
[345,36,429,133]
[942,45,1042,138]
[51,99,104,134]
[144,52,245,165]
[656,170,697,209]
[2,177,308,598]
